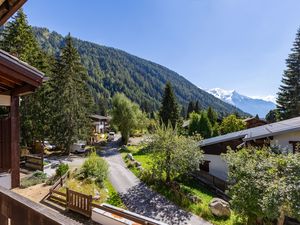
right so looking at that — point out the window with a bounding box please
[289,141,300,153]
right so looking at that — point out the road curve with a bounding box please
[101,141,212,225]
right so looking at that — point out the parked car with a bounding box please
[70,141,87,153]
[43,141,56,150]
[108,132,115,141]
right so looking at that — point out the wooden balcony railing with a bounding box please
[0,186,81,225]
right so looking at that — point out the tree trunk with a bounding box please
[277,211,285,225]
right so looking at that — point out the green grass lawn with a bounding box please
[120,145,244,225]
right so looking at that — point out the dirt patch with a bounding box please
[13,183,51,203]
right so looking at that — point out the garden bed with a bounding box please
[121,145,244,225]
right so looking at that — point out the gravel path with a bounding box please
[101,140,212,225]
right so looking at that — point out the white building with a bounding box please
[199,116,300,182]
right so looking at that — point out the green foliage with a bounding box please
[277,28,300,119]
[111,93,147,144]
[159,82,179,128]
[223,147,300,223]
[49,34,94,152]
[265,109,280,123]
[186,100,202,118]
[148,124,203,183]
[207,107,218,125]
[0,10,54,146]
[188,111,213,138]
[219,114,246,135]
[56,163,69,177]
[105,180,126,208]
[20,171,47,188]
[32,27,248,117]
[79,152,108,184]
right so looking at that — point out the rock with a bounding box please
[187,194,201,204]
[136,165,144,171]
[134,161,141,167]
[126,153,134,161]
[209,198,231,217]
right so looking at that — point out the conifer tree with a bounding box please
[159,82,179,128]
[198,112,213,138]
[186,101,195,118]
[50,34,94,153]
[207,106,218,125]
[194,100,201,113]
[277,28,300,119]
[0,10,53,146]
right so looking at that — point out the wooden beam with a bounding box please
[11,84,34,96]
[10,94,19,188]
[0,0,27,26]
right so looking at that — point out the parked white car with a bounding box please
[70,141,87,153]
[43,141,56,150]
[108,132,115,141]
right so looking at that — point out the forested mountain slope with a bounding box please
[32,27,247,117]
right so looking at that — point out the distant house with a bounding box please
[90,114,110,134]
[243,116,268,129]
[199,116,300,182]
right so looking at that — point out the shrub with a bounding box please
[79,152,108,184]
[56,163,69,177]
[20,171,47,188]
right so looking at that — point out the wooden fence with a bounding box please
[0,186,80,225]
[66,188,92,218]
[25,154,43,171]
[49,171,93,218]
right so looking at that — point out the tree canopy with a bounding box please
[149,124,203,183]
[219,114,246,135]
[111,93,146,144]
[277,27,300,119]
[159,82,179,128]
[224,147,300,224]
[49,34,94,152]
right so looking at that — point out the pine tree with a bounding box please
[186,101,195,118]
[159,82,179,128]
[50,34,94,153]
[277,28,300,119]
[0,10,53,146]
[207,106,218,125]
[194,100,201,113]
[198,112,213,138]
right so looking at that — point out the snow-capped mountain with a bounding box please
[207,88,276,118]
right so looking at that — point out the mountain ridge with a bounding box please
[32,27,248,117]
[208,88,276,117]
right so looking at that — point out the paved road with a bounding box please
[101,140,212,225]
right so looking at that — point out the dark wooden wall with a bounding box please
[0,117,11,172]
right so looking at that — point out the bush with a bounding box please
[79,152,108,184]
[56,163,69,177]
[20,171,47,188]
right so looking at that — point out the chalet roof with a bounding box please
[0,0,26,26]
[200,116,300,147]
[0,49,44,95]
[90,114,110,120]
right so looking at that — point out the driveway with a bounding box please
[101,139,212,225]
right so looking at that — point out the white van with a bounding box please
[70,141,87,153]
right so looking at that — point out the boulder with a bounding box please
[126,153,134,161]
[187,194,201,204]
[209,198,231,217]
[134,161,141,167]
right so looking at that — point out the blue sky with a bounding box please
[23,0,300,100]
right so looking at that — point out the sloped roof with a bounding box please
[0,50,44,95]
[200,116,300,147]
[0,0,26,26]
[90,114,110,120]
